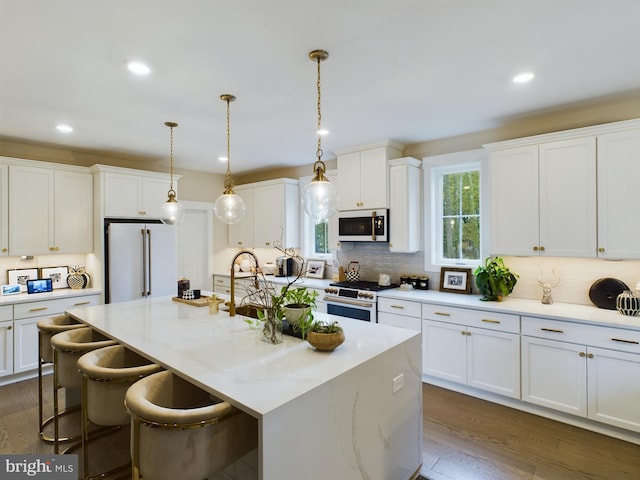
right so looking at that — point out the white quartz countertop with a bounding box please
[0,287,102,305]
[214,272,331,290]
[66,295,417,418]
[378,288,640,330]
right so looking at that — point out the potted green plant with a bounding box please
[473,256,519,301]
[307,320,345,352]
[283,287,318,324]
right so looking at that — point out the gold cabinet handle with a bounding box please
[579,352,586,357]
[541,327,564,334]
[611,338,639,345]
[434,311,451,316]
[1,247,7,253]
[460,330,466,336]
[533,246,538,251]
[390,305,405,309]
[540,246,545,252]
[73,301,91,306]
[481,318,501,324]
[29,307,48,312]
[598,247,605,253]
[587,353,594,359]
[6,325,12,330]
[466,331,471,336]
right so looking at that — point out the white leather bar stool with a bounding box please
[36,314,86,443]
[77,345,162,480]
[124,370,258,480]
[50,327,116,453]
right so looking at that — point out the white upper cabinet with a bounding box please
[486,119,640,258]
[101,170,173,219]
[388,157,422,253]
[596,127,640,259]
[9,164,93,255]
[228,178,299,248]
[0,162,8,256]
[336,141,403,211]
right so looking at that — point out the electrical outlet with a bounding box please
[392,373,404,394]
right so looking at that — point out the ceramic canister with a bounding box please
[616,291,640,316]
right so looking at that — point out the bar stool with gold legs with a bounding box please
[50,327,116,454]
[36,314,86,443]
[77,344,162,480]
[124,370,258,480]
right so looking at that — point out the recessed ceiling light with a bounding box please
[513,72,535,84]
[126,60,151,76]
[56,124,73,134]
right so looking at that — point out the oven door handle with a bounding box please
[324,296,374,308]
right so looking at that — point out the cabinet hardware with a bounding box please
[598,247,605,253]
[73,301,91,306]
[434,311,451,316]
[541,327,564,334]
[29,307,48,312]
[460,330,466,335]
[1,248,7,252]
[466,331,472,336]
[390,305,405,309]
[587,353,594,359]
[481,319,501,324]
[533,246,538,251]
[611,338,639,345]
[579,352,585,357]
[7,326,12,330]
[540,246,545,251]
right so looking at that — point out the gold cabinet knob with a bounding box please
[460,330,466,336]
[533,246,538,251]
[579,352,586,357]
[540,246,545,252]
[2,247,7,253]
[598,247,605,253]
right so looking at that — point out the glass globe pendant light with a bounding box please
[214,94,246,224]
[302,49,338,222]
[160,121,185,225]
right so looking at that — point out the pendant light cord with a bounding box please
[316,55,323,160]
[164,121,178,196]
[220,94,236,193]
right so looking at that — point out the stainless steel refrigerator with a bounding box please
[105,220,177,303]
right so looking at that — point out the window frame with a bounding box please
[423,149,489,271]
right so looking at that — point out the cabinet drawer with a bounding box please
[522,316,640,354]
[422,303,519,334]
[378,312,421,331]
[378,297,421,317]
[0,305,12,321]
[213,276,231,288]
[13,295,100,319]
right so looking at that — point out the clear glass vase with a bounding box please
[261,309,283,344]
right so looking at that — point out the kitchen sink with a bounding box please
[221,304,262,319]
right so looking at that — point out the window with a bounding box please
[439,167,480,262]
[424,149,488,269]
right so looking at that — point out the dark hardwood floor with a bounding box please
[2,377,639,479]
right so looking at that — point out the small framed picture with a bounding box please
[305,259,325,279]
[8,268,39,293]
[439,267,473,294]
[41,266,69,289]
[1,284,21,296]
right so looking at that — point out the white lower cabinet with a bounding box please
[0,319,13,378]
[0,294,101,383]
[522,316,640,432]
[378,297,421,331]
[422,304,520,399]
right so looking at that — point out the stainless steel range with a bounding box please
[324,281,398,323]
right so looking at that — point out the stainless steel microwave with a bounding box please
[337,209,388,242]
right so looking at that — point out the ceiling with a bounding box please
[1,0,639,175]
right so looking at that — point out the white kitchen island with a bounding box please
[66,296,423,480]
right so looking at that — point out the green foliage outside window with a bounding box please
[441,170,480,261]
[314,220,329,255]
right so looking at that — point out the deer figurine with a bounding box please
[538,269,560,305]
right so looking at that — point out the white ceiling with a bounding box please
[1,0,639,175]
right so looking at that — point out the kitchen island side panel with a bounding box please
[261,334,422,480]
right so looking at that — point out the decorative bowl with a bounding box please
[307,331,345,352]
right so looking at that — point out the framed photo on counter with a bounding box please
[8,268,39,293]
[41,266,69,289]
[305,259,325,279]
[439,267,472,294]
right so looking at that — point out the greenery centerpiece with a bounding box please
[238,243,308,344]
[306,320,345,352]
[473,256,519,301]
[283,287,319,339]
